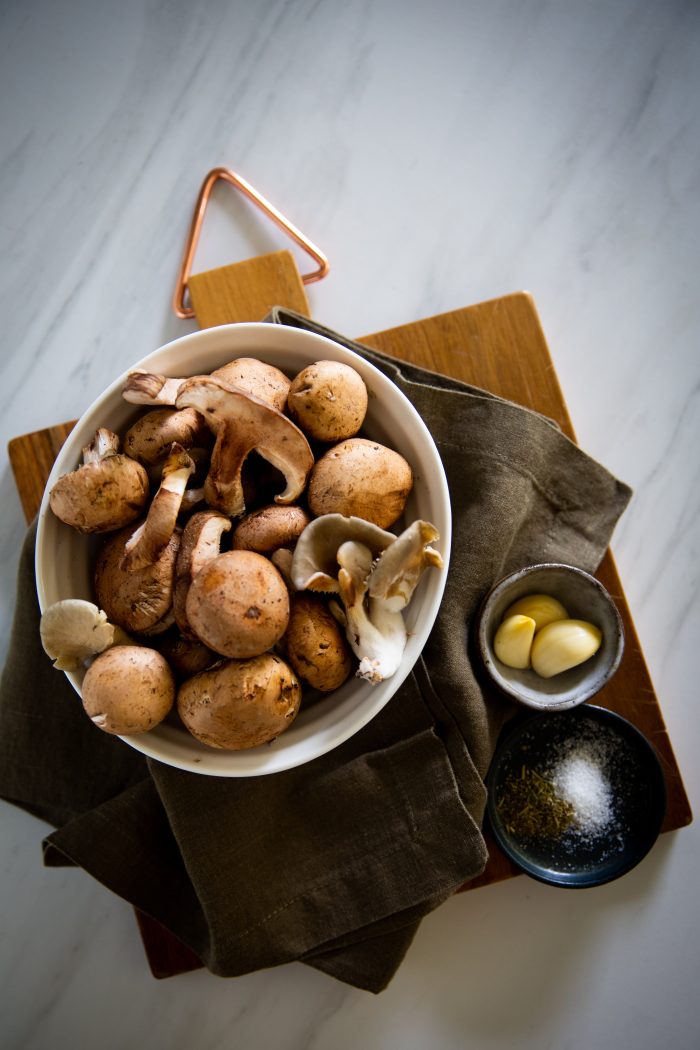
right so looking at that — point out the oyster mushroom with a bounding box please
[307,438,413,528]
[49,427,149,534]
[94,523,179,633]
[121,443,194,572]
[291,514,396,593]
[174,375,314,518]
[368,520,444,611]
[185,550,290,659]
[123,407,209,466]
[212,357,291,411]
[177,653,301,750]
[39,599,131,671]
[231,504,310,554]
[287,360,368,442]
[82,645,175,735]
[173,509,232,637]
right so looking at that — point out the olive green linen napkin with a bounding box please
[0,312,631,992]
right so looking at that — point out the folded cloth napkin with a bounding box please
[0,312,631,992]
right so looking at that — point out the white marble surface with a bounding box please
[1,0,699,1046]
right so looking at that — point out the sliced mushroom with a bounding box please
[368,520,444,612]
[177,653,301,750]
[232,504,310,554]
[39,599,130,671]
[336,541,407,684]
[94,523,179,633]
[121,443,194,572]
[123,407,209,466]
[291,513,396,593]
[212,357,291,411]
[307,438,413,528]
[49,427,149,534]
[82,646,175,735]
[287,360,368,442]
[173,509,232,637]
[185,550,290,659]
[175,375,314,518]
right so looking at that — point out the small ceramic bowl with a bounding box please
[477,563,624,710]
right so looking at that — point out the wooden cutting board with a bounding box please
[8,250,692,977]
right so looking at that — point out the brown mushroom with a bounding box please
[49,427,149,534]
[283,593,353,692]
[212,357,291,411]
[231,504,310,554]
[156,634,220,679]
[185,550,290,658]
[173,509,232,637]
[94,522,179,632]
[287,360,368,442]
[177,653,301,749]
[307,438,413,528]
[121,443,194,572]
[175,375,314,518]
[123,407,209,465]
[82,646,175,734]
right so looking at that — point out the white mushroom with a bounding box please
[121,443,194,572]
[175,375,314,518]
[39,599,130,671]
[290,514,396,593]
[335,541,408,684]
[368,520,444,611]
[49,427,149,534]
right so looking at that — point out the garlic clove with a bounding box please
[502,593,569,631]
[493,615,536,669]
[530,619,602,678]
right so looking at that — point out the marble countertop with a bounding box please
[1,1,698,1047]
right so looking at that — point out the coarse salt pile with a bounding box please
[551,746,613,833]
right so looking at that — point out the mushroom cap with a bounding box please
[290,513,396,593]
[123,407,209,465]
[94,522,179,632]
[283,593,353,692]
[287,360,368,442]
[82,645,175,735]
[156,634,220,679]
[185,550,290,659]
[307,438,413,529]
[40,599,116,670]
[177,653,301,749]
[212,357,291,411]
[231,504,310,554]
[49,454,149,534]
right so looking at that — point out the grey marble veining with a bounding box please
[1,1,699,1048]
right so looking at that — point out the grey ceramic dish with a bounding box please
[477,563,624,710]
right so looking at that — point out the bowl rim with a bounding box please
[477,562,625,710]
[485,703,668,887]
[35,321,452,776]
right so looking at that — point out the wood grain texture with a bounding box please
[7,263,691,979]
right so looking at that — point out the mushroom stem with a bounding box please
[336,541,407,684]
[121,443,194,571]
[82,427,120,464]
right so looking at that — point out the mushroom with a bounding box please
[174,375,314,518]
[123,407,209,466]
[82,645,175,735]
[39,599,131,671]
[283,593,353,692]
[122,371,187,406]
[155,634,220,680]
[287,360,368,442]
[185,550,290,659]
[177,653,301,750]
[231,504,310,554]
[94,523,179,632]
[121,443,194,572]
[212,357,291,411]
[49,427,149,534]
[290,513,396,593]
[307,438,413,528]
[335,541,408,684]
[173,509,232,637]
[368,520,444,611]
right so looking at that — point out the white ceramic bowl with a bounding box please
[36,323,451,776]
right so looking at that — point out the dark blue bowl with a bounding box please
[485,705,667,887]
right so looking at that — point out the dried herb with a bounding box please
[496,766,575,839]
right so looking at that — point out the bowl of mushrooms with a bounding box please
[36,322,451,775]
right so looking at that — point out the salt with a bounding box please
[551,746,613,832]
